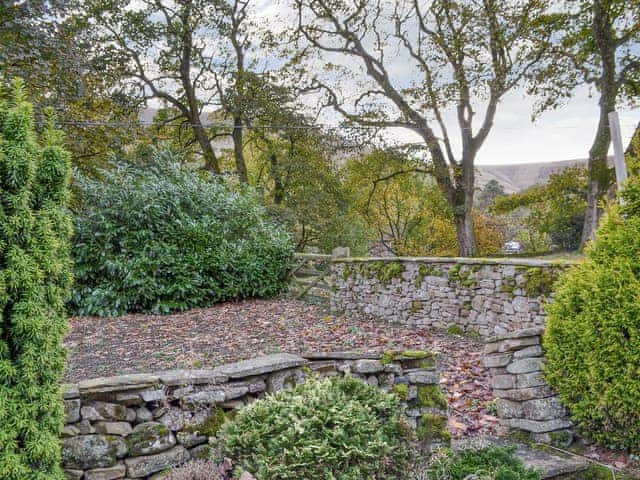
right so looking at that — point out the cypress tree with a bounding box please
[0,79,73,479]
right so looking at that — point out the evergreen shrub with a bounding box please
[219,375,413,480]
[0,80,73,479]
[543,169,640,451]
[71,150,293,316]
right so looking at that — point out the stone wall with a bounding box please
[62,351,448,479]
[483,328,573,447]
[331,257,574,337]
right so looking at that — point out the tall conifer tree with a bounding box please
[0,79,72,479]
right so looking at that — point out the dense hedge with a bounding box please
[219,375,413,479]
[543,173,640,451]
[71,151,293,316]
[0,81,73,479]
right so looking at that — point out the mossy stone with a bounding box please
[447,324,464,336]
[184,408,229,437]
[126,422,175,456]
[392,384,409,401]
[417,385,447,410]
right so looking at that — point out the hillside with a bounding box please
[476,158,594,193]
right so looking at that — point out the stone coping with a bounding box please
[62,351,440,398]
[332,256,579,267]
[486,327,546,343]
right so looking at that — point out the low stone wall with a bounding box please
[62,351,448,479]
[331,257,574,337]
[483,328,573,446]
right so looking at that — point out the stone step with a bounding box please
[452,437,590,479]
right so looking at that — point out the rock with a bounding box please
[486,328,545,343]
[513,345,543,358]
[124,445,189,478]
[512,296,529,313]
[78,374,159,394]
[63,425,80,437]
[491,374,515,390]
[218,353,307,378]
[81,402,131,422]
[516,372,546,389]
[267,368,306,393]
[495,399,523,419]
[176,431,208,448]
[62,384,80,400]
[483,353,512,368]
[140,389,165,402]
[127,422,176,456]
[94,422,133,436]
[521,397,566,421]
[182,390,225,408]
[352,359,384,373]
[135,406,153,423]
[189,444,213,460]
[84,462,126,480]
[65,399,81,423]
[493,386,555,401]
[77,419,97,435]
[507,358,544,374]
[239,472,256,480]
[158,408,186,431]
[484,336,540,354]
[248,380,266,393]
[62,435,127,470]
[111,392,144,406]
[157,369,228,386]
[405,369,439,385]
[224,383,249,400]
[64,469,84,480]
[502,418,573,433]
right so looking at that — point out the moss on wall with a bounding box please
[417,413,451,445]
[417,385,448,410]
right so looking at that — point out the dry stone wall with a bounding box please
[62,351,448,479]
[483,328,574,447]
[331,257,574,337]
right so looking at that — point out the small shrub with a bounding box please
[0,80,73,479]
[219,375,413,480]
[543,173,640,451]
[161,460,223,480]
[415,445,542,480]
[71,150,294,316]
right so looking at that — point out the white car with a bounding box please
[503,240,523,254]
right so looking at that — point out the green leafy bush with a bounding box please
[419,445,542,480]
[0,80,73,479]
[219,375,413,480]
[71,150,293,316]
[543,173,640,451]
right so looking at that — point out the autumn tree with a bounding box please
[529,0,639,246]
[292,0,550,256]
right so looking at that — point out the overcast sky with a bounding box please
[254,0,638,166]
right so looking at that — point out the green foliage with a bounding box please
[71,149,293,316]
[422,446,542,480]
[219,375,413,480]
[416,413,451,445]
[417,385,448,410]
[447,325,465,336]
[493,166,587,252]
[0,80,73,479]
[543,172,640,451]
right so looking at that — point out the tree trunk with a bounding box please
[192,122,221,174]
[580,0,617,247]
[233,115,248,183]
[269,150,284,204]
[453,182,478,256]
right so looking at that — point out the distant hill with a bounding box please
[476,158,603,193]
